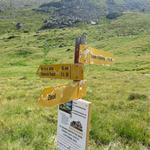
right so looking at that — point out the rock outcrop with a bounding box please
[38,0,150,29]
[39,0,101,29]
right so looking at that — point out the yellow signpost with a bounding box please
[38,80,87,107]
[37,35,114,150]
[37,64,84,80]
[79,44,113,65]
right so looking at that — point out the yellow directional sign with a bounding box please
[38,80,87,107]
[79,44,114,65]
[37,64,84,80]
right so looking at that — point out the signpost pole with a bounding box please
[74,37,80,64]
[74,34,86,64]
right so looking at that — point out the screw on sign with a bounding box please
[37,35,114,150]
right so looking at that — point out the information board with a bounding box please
[79,44,113,65]
[57,99,91,150]
[37,64,84,80]
[38,81,87,107]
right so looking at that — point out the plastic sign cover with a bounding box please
[38,81,87,107]
[37,64,84,80]
[57,99,91,150]
[79,44,113,65]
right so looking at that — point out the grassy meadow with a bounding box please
[0,8,150,150]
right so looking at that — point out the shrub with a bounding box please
[128,93,148,101]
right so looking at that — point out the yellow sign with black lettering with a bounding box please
[38,80,87,107]
[79,44,113,65]
[37,64,84,80]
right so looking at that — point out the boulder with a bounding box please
[16,23,23,30]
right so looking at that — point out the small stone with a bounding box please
[19,76,27,80]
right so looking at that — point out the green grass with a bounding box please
[0,8,150,150]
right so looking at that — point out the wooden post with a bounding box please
[74,35,87,64]
[74,35,87,82]
[74,35,86,83]
[74,37,81,64]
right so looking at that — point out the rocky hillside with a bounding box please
[1,0,150,29]
[40,0,103,29]
[37,0,150,29]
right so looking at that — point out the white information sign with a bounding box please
[57,99,91,150]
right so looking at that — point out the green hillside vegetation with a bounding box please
[0,6,150,150]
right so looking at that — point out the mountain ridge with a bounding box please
[1,0,150,29]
